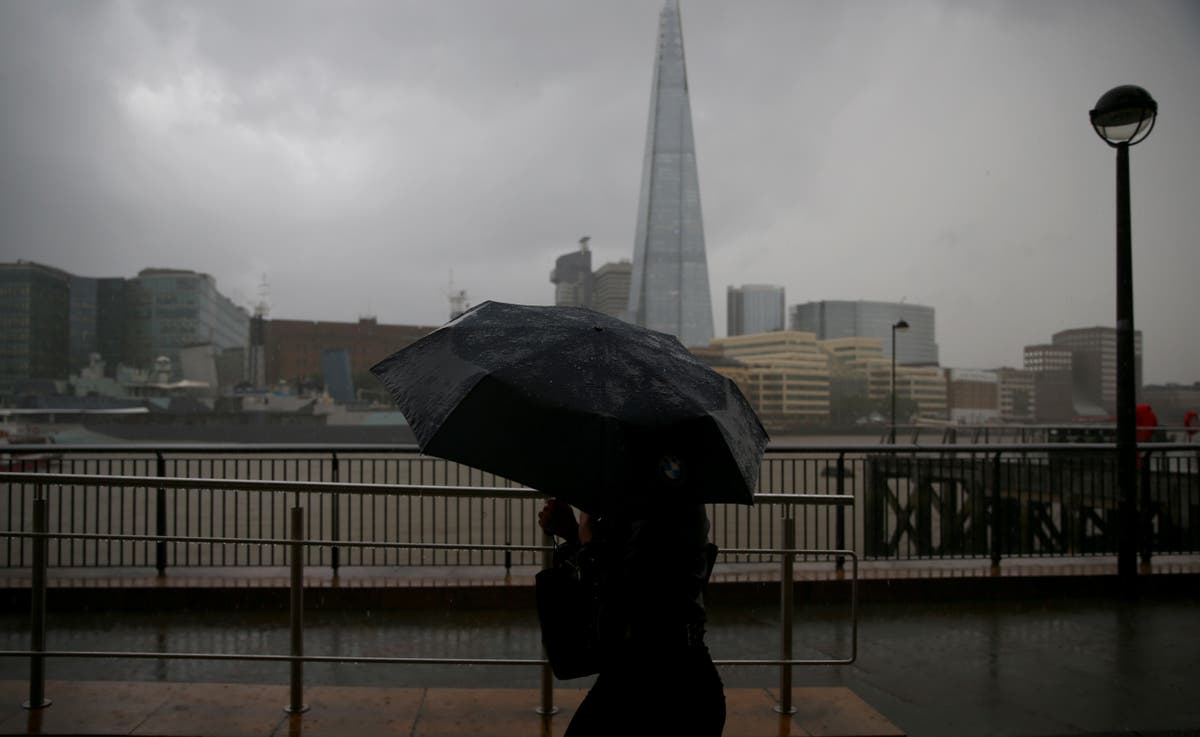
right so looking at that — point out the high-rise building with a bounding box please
[727,284,785,336]
[1051,326,1143,414]
[0,261,71,396]
[791,300,939,366]
[550,238,593,308]
[592,261,632,318]
[124,268,250,379]
[66,275,130,377]
[626,0,714,347]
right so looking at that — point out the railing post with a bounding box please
[535,528,557,716]
[23,484,51,710]
[775,506,796,715]
[503,499,513,575]
[835,453,846,573]
[155,452,167,575]
[990,452,1002,571]
[284,505,309,714]
[330,453,340,576]
[1140,450,1153,567]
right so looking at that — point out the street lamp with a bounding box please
[890,319,909,443]
[1090,84,1157,586]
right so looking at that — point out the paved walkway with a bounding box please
[0,681,902,737]
[2,559,1199,736]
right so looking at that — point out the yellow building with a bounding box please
[707,332,831,425]
[817,337,947,421]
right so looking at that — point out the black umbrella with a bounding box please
[370,301,768,513]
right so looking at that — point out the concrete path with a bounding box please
[0,680,903,737]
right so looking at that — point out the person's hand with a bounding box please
[537,499,579,542]
[578,512,594,544]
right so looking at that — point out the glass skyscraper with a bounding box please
[791,300,939,366]
[626,0,714,348]
[727,284,786,336]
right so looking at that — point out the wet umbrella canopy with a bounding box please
[370,301,768,513]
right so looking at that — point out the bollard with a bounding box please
[284,506,309,714]
[24,488,51,709]
[775,510,796,715]
[535,529,558,716]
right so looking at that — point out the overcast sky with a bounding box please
[2,1,1198,384]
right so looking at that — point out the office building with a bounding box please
[709,332,831,425]
[945,369,1000,424]
[1023,343,1075,421]
[996,367,1036,423]
[66,276,130,377]
[626,0,714,347]
[817,336,947,421]
[592,261,632,318]
[550,238,593,308]
[0,261,71,395]
[727,284,785,336]
[124,269,250,379]
[791,300,938,365]
[1051,326,1143,414]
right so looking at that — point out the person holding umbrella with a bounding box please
[537,460,725,736]
[370,301,768,735]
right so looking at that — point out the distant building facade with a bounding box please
[592,261,632,318]
[1051,326,1143,414]
[124,268,250,380]
[727,284,785,336]
[814,336,948,422]
[0,261,71,396]
[67,276,130,378]
[708,331,831,425]
[1023,343,1075,422]
[996,367,1036,422]
[550,238,593,308]
[945,369,1000,424]
[791,300,938,366]
[265,317,438,390]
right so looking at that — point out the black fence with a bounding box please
[2,443,1198,570]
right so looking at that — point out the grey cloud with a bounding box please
[1,0,1198,383]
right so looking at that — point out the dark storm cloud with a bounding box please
[1,1,1198,382]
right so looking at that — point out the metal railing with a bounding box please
[1,472,856,717]
[2,442,1198,570]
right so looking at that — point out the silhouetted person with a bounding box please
[538,496,725,736]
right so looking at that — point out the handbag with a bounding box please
[535,548,603,679]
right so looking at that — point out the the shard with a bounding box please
[625,0,714,348]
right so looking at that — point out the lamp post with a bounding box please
[1089,84,1157,588]
[890,319,909,444]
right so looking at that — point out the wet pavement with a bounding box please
[2,591,1199,736]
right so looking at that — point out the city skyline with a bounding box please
[1,3,1199,383]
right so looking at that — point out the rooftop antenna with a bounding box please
[447,269,470,321]
[254,273,271,318]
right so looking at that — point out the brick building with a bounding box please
[264,317,438,390]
